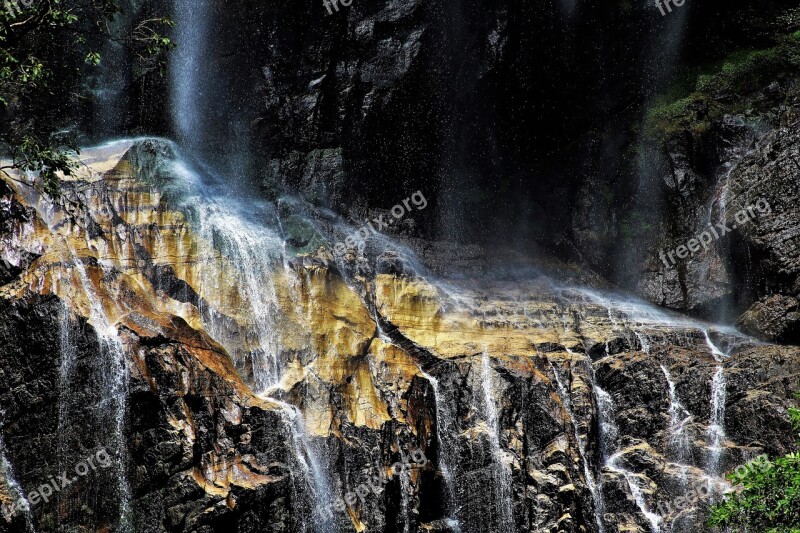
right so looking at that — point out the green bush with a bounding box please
[708,402,800,531]
[0,1,173,195]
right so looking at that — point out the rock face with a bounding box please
[0,140,798,532]
[634,71,800,342]
[77,0,800,345]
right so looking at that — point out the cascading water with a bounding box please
[582,332,663,532]
[659,363,693,490]
[167,159,287,391]
[9,180,136,532]
[477,353,514,530]
[638,332,693,485]
[279,402,337,533]
[0,433,34,532]
[574,302,663,533]
[549,356,606,533]
[166,0,343,523]
[597,384,663,533]
[147,149,341,530]
[562,288,746,531]
[56,303,80,520]
[703,330,728,482]
[61,248,133,532]
[419,370,462,533]
[170,0,213,153]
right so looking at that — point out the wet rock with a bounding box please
[0,142,799,533]
[738,294,800,342]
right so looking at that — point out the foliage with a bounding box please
[708,401,800,531]
[644,31,800,140]
[0,0,173,194]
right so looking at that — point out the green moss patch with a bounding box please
[644,32,800,140]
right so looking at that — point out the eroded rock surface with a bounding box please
[0,140,797,533]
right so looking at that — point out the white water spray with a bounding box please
[703,330,728,479]
[478,354,514,529]
[550,357,606,533]
[420,370,462,533]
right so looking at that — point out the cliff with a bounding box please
[0,140,797,532]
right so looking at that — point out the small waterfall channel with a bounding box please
[155,153,338,531]
[415,354,517,533]
[61,245,133,532]
[3,177,136,532]
[419,370,462,532]
[703,330,729,481]
[550,353,606,533]
[0,432,34,532]
[476,353,514,530]
[556,287,749,532]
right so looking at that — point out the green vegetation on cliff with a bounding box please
[709,401,800,531]
[645,31,800,139]
[0,0,172,194]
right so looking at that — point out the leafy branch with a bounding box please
[0,0,173,195]
[708,399,800,531]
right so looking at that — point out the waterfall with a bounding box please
[0,433,35,532]
[169,0,256,178]
[278,402,337,533]
[56,303,78,519]
[170,0,213,152]
[567,288,745,529]
[637,333,693,482]
[420,370,462,532]
[153,151,343,527]
[596,383,663,532]
[703,330,728,481]
[658,365,692,479]
[477,353,514,530]
[576,303,667,531]
[550,357,606,533]
[63,248,133,531]
[173,160,286,391]
[8,181,136,532]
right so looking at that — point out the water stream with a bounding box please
[0,433,35,532]
[597,383,663,533]
[703,330,728,482]
[153,152,342,528]
[549,356,606,533]
[420,370,462,532]
[170,0,213,152]
[64,252,133,532]
[477,353,514,530]
[278,401,337,533]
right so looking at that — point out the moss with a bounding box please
[645,95,702,137]
[644,31,800,141]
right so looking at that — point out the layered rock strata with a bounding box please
[0,140,797,532]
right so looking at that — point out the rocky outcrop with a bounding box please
[631,33,800,341]
[0,141,798,533]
